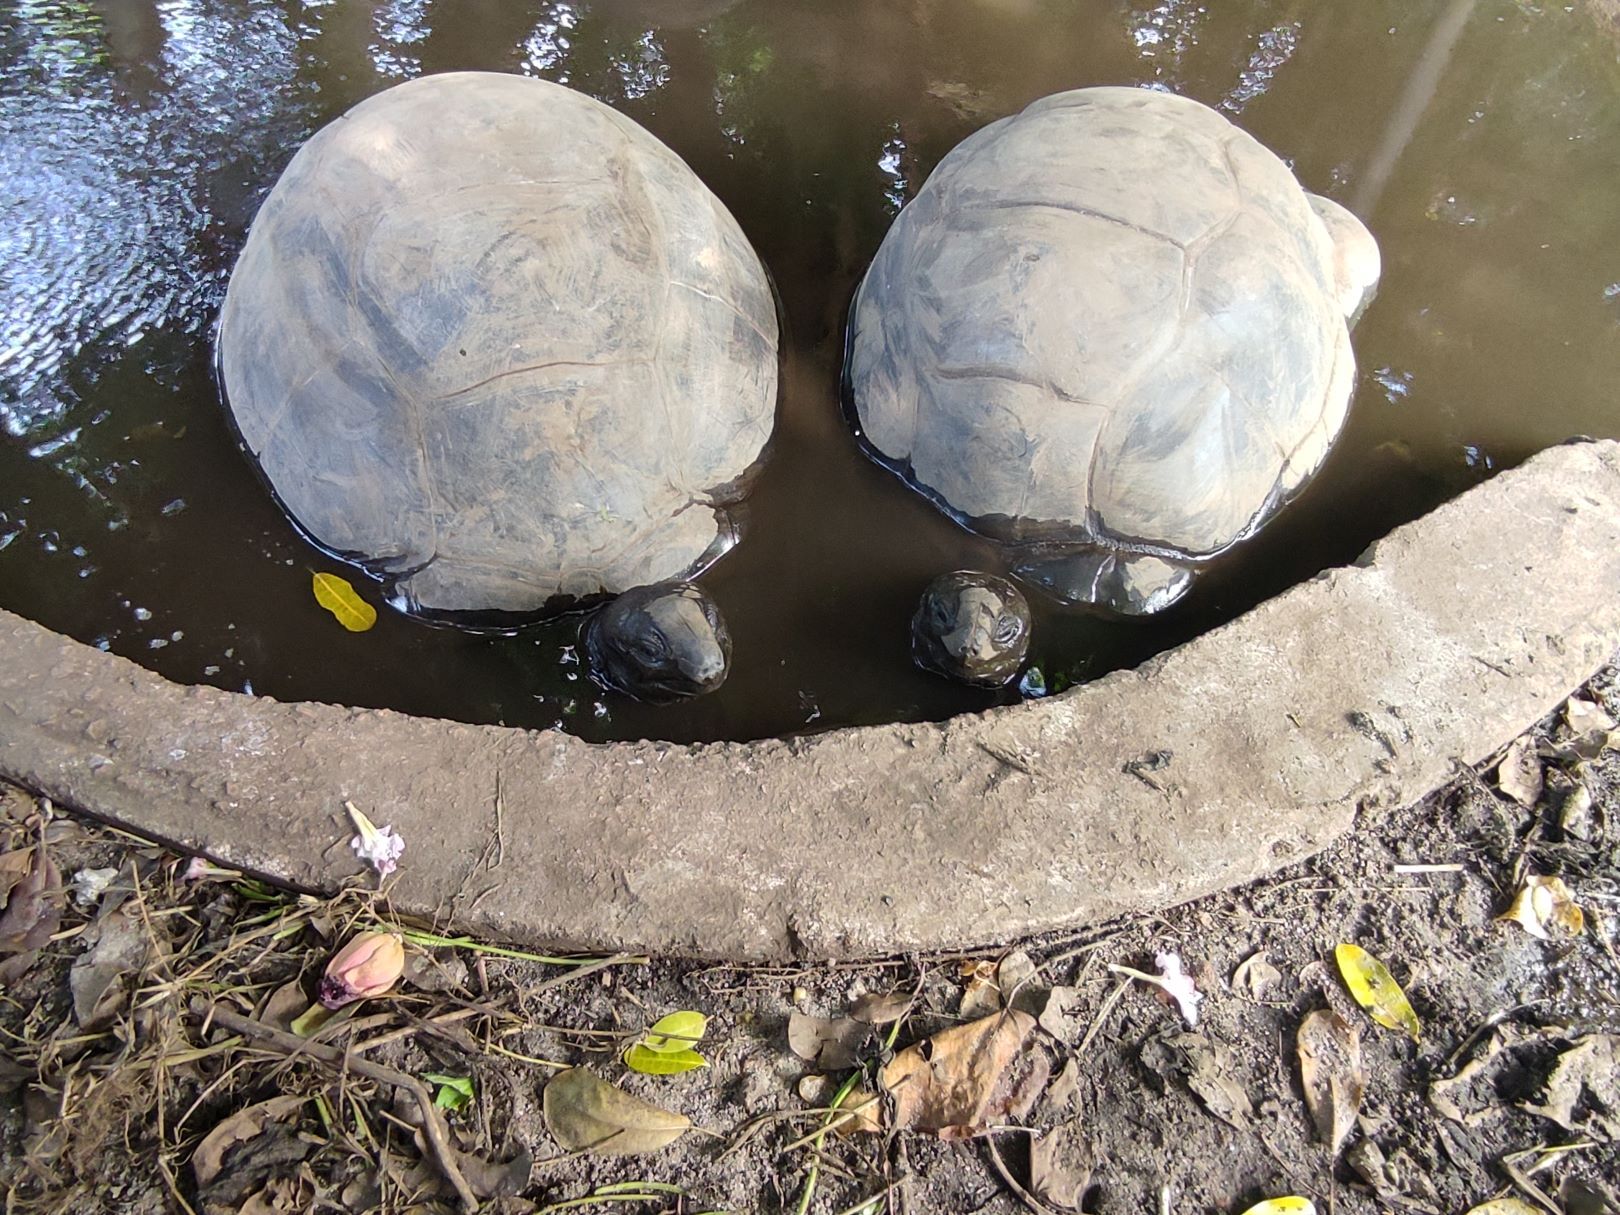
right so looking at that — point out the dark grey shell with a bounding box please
[848,86,1376,564]
[220,72,778,616]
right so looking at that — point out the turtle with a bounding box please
[847,86,1381,616]
[911,570,1031,687]
[218,72,779,700]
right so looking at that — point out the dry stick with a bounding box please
[1075,978,1130,1057]
[207,1004,479,1214]
[351,1007,483,1056]
[829,1177,907,1215]
[1499,1147,1566,1215]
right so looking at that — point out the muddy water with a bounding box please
[2,0,1618,743]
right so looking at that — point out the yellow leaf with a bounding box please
[312,572,377,632]
[1239,1200,1317,1215]
[1497,875,1584,940]
[1334,943,1420,1042]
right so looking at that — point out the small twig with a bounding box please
[154,1152,202,1215]
[526,952,647,998]
[1498,1151,1562,1215]
[1076,978,1130,1057]
[1442,1003,1541,1075]
[349,1007,483,1056]
[482,1039,570,1069]
[1392,863,1466,874]
[777,1093,885,1155]
[830,1178,907,1215]
[206,1003,479,1213]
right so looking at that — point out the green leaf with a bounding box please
[625,1045,707,1076]
[312,572,377,632]
[641,1011,707,1054]
[425,1073,474,1112]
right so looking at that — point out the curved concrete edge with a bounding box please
[4,441,1620,960]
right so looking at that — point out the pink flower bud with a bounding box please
[319,931,405,1009]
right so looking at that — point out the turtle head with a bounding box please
[911,571,1032,688]
[586,581,732,703]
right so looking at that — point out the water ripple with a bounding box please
[0,1,305,439]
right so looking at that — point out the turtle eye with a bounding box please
[993,613,1023,647]
[635,634,670,665]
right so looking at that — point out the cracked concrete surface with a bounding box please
[3,441,1620,959]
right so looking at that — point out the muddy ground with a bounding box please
[2,667,1618,1215]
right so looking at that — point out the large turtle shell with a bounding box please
[848,86,1361,563]
[220,72,778,616]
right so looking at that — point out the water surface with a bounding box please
[2,0,1618,742]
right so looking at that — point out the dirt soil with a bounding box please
[2,669,1618,1215]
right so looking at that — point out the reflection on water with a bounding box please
[0,0,300,437]
[1,0,1619,743]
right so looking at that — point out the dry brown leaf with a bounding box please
[259,980,309,1034]
[1141,1032,1253,1130]
[1232,950,1283,1000]
[402,950,470,994]
[70,904,152,1030]
[1561,1177,1618,1215]
[0,849,33,899]
[0,844,61,955]
[191,1095,308,1188]
[880,1009,1035,1136]
[1564,695,1616,738]
[236,1189,284,1215]
[998,949,1043,1015]
[1297,1010,1364,1155]
[1042,1057,1082,1115]
[1559,783,1596,839]
[849,990,912,1025]
[1344,1139,1396,1200]
[1003,1048,1051,1123]
[786,1011,868,1070]
[833,1087,885,1136]
[1465,1201,1549,1215]
[1429,1022,1562,1125]
[959,959,1003,1019]
[1495,737,1543,806]
[1029,1117,1093,1210]
[235,1176,304,1215]
[1037,986,1083,1043]
[542,1068,689,1156]
[793,1074,882,1134]
[1520,1034,1620,1140]
[1498,875,1585,940]
[411,1129,532,1198]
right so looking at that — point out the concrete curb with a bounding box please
[4,441,1620,959]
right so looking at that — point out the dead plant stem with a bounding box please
[205,1003,479,1213]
